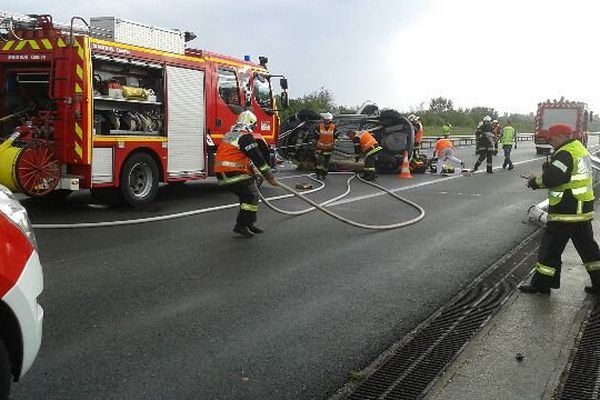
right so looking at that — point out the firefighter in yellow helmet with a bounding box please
[215,111,278,238]
[347,129,382,181]
[519,123,600,294]
[313,112,338,179]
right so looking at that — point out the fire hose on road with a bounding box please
[259,171,426,230]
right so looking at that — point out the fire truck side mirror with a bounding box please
[280,92,289,109]
[279,78,288,90]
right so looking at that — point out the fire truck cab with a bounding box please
[534,98,592,155]
[0,13,288,206]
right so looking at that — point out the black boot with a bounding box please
[518,283,550,294]
[233,225,254,238]
[248,224,264,234]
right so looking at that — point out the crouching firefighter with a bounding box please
[348,130,382,181]
[519,123,600,294]
[215,111,278,238]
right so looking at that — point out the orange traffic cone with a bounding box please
[398,151,413,179]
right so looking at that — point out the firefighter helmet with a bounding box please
[483,115,491,122]
[492,119,499,124]
[322,112,333,122]
[237,110,258,129]
[408,114,417,122]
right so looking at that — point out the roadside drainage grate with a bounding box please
[554,300,600,400]
[341,231,541,400]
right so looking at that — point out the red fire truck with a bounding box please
[534,97,592,155]
[0,13,288,206]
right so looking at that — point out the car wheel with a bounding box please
[120,152,159,207]
[0,339,11,400]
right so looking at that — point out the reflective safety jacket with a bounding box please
[414,122,423,144]
[353,130,382,157]
[531,139,594,222]
[434,138,453,156]
[315,122,337,151]
[215,130,270,185]
[500,126,515,145]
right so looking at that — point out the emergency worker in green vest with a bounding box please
[441,122,452,136]
[499,119,515,170]
[519,123,600,294]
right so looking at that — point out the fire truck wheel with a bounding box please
[120,152,159,207]
[0,339,11,400]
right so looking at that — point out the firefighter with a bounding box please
[347,129,382,181]
[313,112,338,179]
[499,119,515,170]
[491,119,501,155]
[215,110,278,238]
[471,116,495,173]
[409,114,424,158]
[519,123,600,294]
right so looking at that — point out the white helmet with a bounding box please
[408,114,417,122]
[492,119,499,124]
[321,112,333,122]
[483,115,492,122]
[237,110,258,129]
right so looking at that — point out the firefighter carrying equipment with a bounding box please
[259,171,425,230]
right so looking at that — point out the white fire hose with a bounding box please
[259,171,425,230]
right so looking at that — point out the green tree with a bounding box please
[277,87,336,121]
[429,97,454,113]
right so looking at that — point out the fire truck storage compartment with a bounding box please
[0,64,53,136]
[90,17,186,54]
[92,56,164,136]
[166,65,205,177]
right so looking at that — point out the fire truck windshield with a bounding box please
[541,108,578,130]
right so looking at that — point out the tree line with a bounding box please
[277,89,537,134]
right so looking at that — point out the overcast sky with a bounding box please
[4,0,599,115]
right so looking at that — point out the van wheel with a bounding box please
[0,339,11,400]
[120,152,159,207]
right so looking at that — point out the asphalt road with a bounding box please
[13,142,557,399]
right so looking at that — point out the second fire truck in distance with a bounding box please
[534,97,592,155]
[0,12,288,206]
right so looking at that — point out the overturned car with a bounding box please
[277,103,422,173]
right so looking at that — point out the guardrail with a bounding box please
[420,133,535,149]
